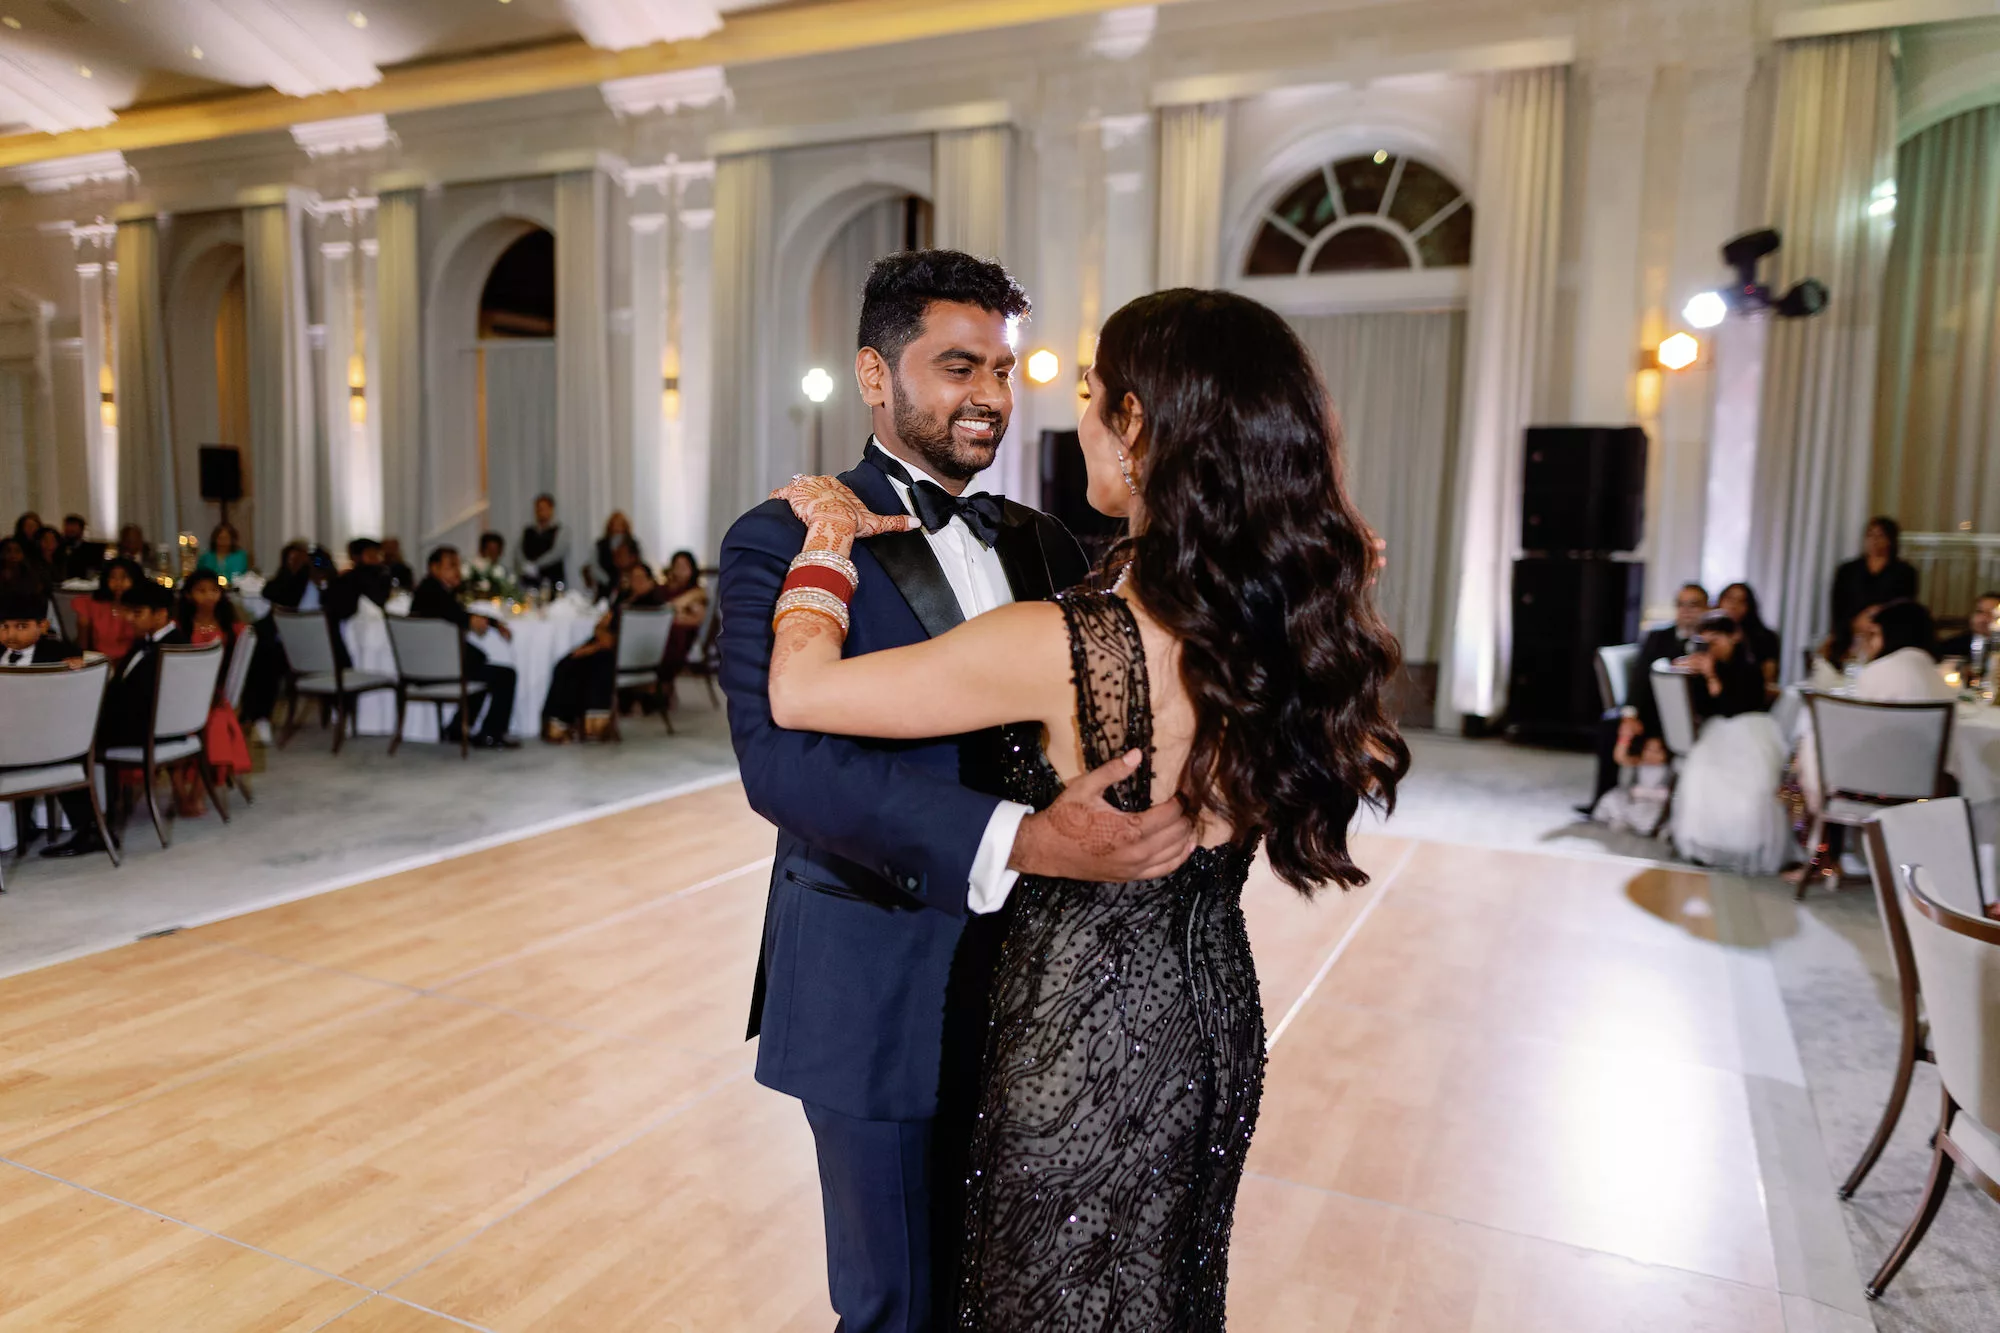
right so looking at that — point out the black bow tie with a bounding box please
[867,447,1007,546]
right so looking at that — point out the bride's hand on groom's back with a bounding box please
[1008,750,1199,883]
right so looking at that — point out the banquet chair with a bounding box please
[50,591,79,645]
[219,630,257,804]
[609,605,675,741]
[1866,863,2000,1299]
[1649,662,1700,760]
[0,657,118,888]
[385,616,487,760]
[1596,643,1638,713]
[102,640,228,849]
[272,608,394,754]
[682,575,722,707]
[1843,799,1986,1199]
[1798,695,1955,898]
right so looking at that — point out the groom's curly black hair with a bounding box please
[857,249,1030,371]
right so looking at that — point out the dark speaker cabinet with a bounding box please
[1509,556,1645,743]
[1520,425,1648,555]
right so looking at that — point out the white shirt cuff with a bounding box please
[967,800,1032,915]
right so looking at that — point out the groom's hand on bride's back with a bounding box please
[1008,750,1198,882]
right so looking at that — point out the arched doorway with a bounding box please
[805,195,930,471]
[166,232,251,552]
[476,228,557,555]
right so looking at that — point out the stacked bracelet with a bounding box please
[775,586,851,634]
[773,548,859,635]
[790,548,859,587]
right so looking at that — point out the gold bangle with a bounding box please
[774,587,850,635]
[790,548,859,590]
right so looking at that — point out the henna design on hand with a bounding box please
[772,476,920,553]
[770,613,830,683]
[1043,801,1139,858]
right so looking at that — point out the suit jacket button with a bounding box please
[904,876,920,891]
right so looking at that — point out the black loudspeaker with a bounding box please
[199,446,243,503]
[1038,429,1125,557]
[1521,425,1647,554]
[1509,556,1645,743]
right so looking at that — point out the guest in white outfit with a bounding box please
[1670,612,1795,875]
[1795,599,1955,817]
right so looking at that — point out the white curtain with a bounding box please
[319,240,358,552]
[933,126,1012,260]
[1752,33,1896,665]
[707,152,774,549]
[243,198,317,563]
[1289,311,1465,662]
[1442,64,1567,722]
[810,197,905,471]
[376,190,424,554]
[114,217,176,547]
[556,169,617,537]
[1873,103,2000,536]
[1155,103,1227,290]
[483,340,559,547]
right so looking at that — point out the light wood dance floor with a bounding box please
[0,781,1835,1330]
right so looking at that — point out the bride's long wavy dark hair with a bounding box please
[1095,288,1410,893]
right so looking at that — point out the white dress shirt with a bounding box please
[871,439,1033,915]
[2,646,33,666]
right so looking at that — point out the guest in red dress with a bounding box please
[70,558,143,660]
[170,569,252,815]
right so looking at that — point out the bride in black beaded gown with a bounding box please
[765,288,1409,1330]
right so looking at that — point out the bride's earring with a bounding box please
[1115,448,1137,495]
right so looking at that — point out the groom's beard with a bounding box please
[889,376,1005,484]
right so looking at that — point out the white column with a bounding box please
[707,152,772,551]
[74,249,114,535]
[1155,102,1226,289]
[319,236,358,551]
[114,216,175,546]
[676,203,716,558]
[934,126,1014,260]
[242,191,317,563]
[629,208,669,553]
[1566,61,1653,425]
[376,190,424,552]
[356,236,384,539]
[556,168,616,533]
[1101,114,1153,318]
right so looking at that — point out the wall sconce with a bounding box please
[1651,332,1701,371]
[347,352,367,426]
[662,375,681,420]
[98,361,116,430]
[1026,349,1060,385]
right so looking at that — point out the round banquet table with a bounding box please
[342,595,602,742]
[1777,685,2000,811]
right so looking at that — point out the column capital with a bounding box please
[360,238,380,258]
[320,240,355,260]
[631,212,669,235]
[1099,113,1151,152]
[679,208,715,232]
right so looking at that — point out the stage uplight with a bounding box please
[1682,291,1727,329]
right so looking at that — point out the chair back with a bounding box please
[1808,694,1954,802]
[0,656,110,767]
[386,616,465,682]
[222,627,256,710]
[1898,865,2000,1136]
[1869,799,1985,917]
[154,641,224,739]
[615,606,674,672]
[51,593,79,644]
[1595,643,1637,712]
[1649,663,1699,758]
[272,607,338,676]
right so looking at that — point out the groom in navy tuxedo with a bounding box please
[719,252,1195,1332]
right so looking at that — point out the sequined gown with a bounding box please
[959,590,1265,1332]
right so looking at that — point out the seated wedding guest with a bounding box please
[1668,612,1793,874]
[115,523,150,568]
[32,526,65,586]
[517,493,569,589]
[13,512,40,544]
[540,600,622,743]
[1718,582,1782,687]
[469,531,510,587]
[380,537,414,589]
[1795,599,1957,818]
[1586,582,1709,811]
[660,549,708,627]
[263,541,329,611]
[197,522,249,578]
[323,538,394,664]
[44,580,177,858]
[593,540,642,603]
[588,511,643,591]
[1938,589,1999,676]
[61,514,102,580]
[0,590,81,666]
[69,558,141,658]
[0,537,37,595]
[1591,713,1673,837]
[1830,515,1918,640]
[411,545,520,749]
[169,569,251,815]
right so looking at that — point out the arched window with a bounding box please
[1244,153,1472,277]
[479,228,555,337]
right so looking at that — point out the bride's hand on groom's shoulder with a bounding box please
[771,475,919,548]
[1009,750,1199,883]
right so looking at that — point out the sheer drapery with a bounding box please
[482,340,559,547]
[1752,33,1896,665]
[376,190,424,555]
[1873,104,2000,536]
[933,126,1012,260]
[1289,311,1465,662]
[809,197,905,470]
[707,152,774,549]
[1155,102,1227,289]
[1442,64,1566,721]
[556,169,617,537]
[244,197,317,565]
[114,217,176,546]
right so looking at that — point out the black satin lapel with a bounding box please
[867,531,965,639]
[994,505,1054,603]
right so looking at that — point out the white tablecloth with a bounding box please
[1778,686,2000,807]
[342,596,600,742]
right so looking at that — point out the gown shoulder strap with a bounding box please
[1056,588,1155,815]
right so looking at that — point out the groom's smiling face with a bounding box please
[862,300,1016,489]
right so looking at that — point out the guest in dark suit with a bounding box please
[44,580,176,858]
[410,546,520,748]
[1585,581,1709,808]
[60,514,103,581]
[1830,516,1919,644]
[380,537,415,590]
[324,538,394,669]
[1938,590,1998,674]
[517,495,569,589]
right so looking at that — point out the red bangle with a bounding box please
[781,564,854,603]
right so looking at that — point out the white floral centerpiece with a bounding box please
[463,558,521,604]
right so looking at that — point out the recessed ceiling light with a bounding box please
[347,10,367,27]
[189,44,203,59]
[77,64,91,77]
[1,15,20,27]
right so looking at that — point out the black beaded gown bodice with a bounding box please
[959,589,1265,1332]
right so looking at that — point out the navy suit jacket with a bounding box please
[721,448,1089,1121]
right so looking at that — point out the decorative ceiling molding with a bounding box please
[601,65,731,118]
[1089,5,1157,61]
[0,150,132,195]
[183,0,381,97]
[0,52,117,135]
[291,113,397,158]
[564,0,723,51]
[1772,0,2000,40]
[1150,33,1578,107]
[0,0,1199,170]
[708,97,1011,156]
